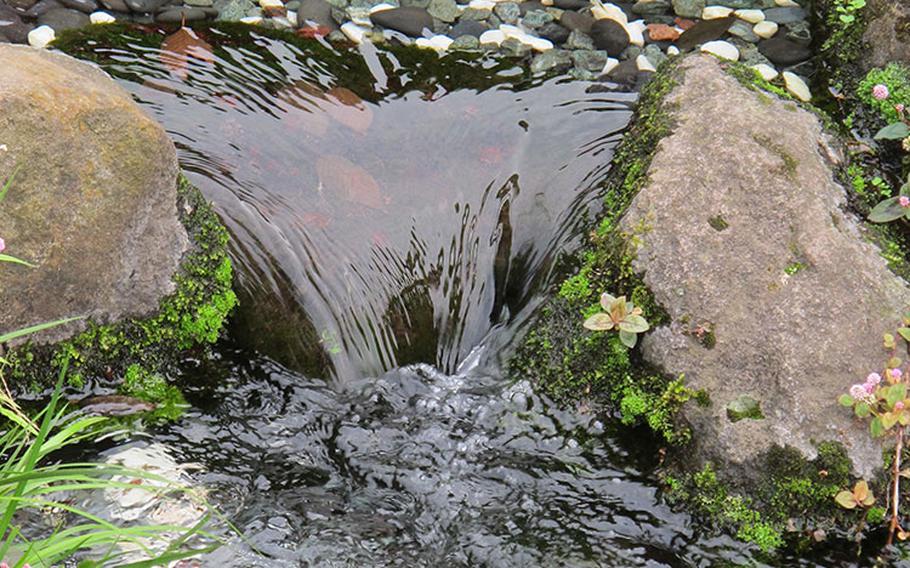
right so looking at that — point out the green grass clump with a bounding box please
[859,64,910,123]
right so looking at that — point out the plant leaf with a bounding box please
[600,292,617,311]
[0,254,34,267]
[619,314,650,333]
[869,196,907,223]
[838,394,855,407]
[855,402,871,418]
[874,122,910,140]
[619,329,637,349]
[854,480,870,502]
[871,416,885,437]
[835,490,856,509]
[583,313,614,331]
[899,328,910,343]
[888,383,907,407]
[883,411,899,430]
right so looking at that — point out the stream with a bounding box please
[56,25,869,567]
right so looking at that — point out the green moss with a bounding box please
[4,174,237,401]
[510,60,700,445]
[859,64,910,123]
[708,215,729,232]
[784,261,807,275]
[120,364,186,422]
[818,0,869,89]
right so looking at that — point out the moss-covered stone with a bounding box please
[4,174,237,405]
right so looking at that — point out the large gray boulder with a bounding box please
[861,0,910,70]
[0,45,188,343]
[622,55,909,479]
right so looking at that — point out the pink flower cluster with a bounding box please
[1,563,30,568]
[850,372,883,402]
[900,196,910,208]
[873,84,890,100]
[0,237,5,253]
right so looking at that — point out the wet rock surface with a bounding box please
[623,54,907,480]
[860,0,910,70]
[0,45,187,343]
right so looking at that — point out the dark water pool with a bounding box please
[57,25,871,566]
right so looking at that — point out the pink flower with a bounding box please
[894,368,904,380]
[0,237,5,253]
[900,196,910,208]
[897,103,906,113]
[867,372,882,385]
[865,382,876,394]
[851,384,869,399]
[873,84,890,100]
[896,401,905,411]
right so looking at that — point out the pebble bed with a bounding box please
[1,0,814,97]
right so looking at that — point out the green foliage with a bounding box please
[784,262,806,275]
[558,267,593,304]
[583,292,650,348]
[834,0,865,25]
[859,64,910,123]
[120,364,187,422]
[820,0,868,83]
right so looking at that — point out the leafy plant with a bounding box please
[838,323,910,544]
[583,292,650,348]
[835,0,865,24]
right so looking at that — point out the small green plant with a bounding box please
[835,479,875,510]
[834,0,866,24]
[838,324,910,544]
[583,292,650,348]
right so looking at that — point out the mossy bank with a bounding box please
[510,53,910,554]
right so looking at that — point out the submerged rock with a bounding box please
[369,6,432,36]
[0,45,188,343]
[620,55,905,480]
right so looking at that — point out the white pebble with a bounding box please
[340,21,370,44]
[783,71,811,102]
[734,8,764,23]
[700,39,739,61]
[626,19,645,47]
[752,63,778,81]
[259,0,282,9]
[469,0,496,8]
[702,5,733,19]
[479,29,505,45]
[667,45,680,56]
[541,0,554,5]
[752,20,778,38]
[27,25,54,48]
[775,0,799,6]
[591,1,627,24]
[239,15,262,23]
[601,57,619,75]
[636,54,656,72]
[286,9,297,24]
[89,11,115,23]
[369,2,395,12]
[416,34,454,51]
[525,35,554,51]
[499,25,552,51]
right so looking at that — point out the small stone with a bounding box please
[763,5,804,23]
[427,0,457,21]
[677,15,734,49]
[26,0,65,17]
[590,1,626,23]
[784,19,810,44]
[674,16,695,29]
[571,48,608,71]
[589,17,629,56]
[631,0,670,15]
[700,39,738,60]
[369,6,432,34]
[733,7,762,22]
[601,56,619,74]
[415,33,453,49]
[537,20,569,42]
[758,36,810,65]
[517,0,544,14]
[59,0,98,13]
[636,53,656,71]
[6,0,38,9]
[752,62,777,80]
[216,0,254,20]
[239,14,262,22]
[296,0,337,29]
[450,34,480,48]
[340,20,369,41]
[644,42,667,65]
[259,0,285,16]
[783,71,810,101]
[460,6,491,19]
[701,5,731,18]
[671,0,703,18]
[499,35,532,55]
[626,19,645,46]
[752,19,776,38]
[521,8,552,27]
[531,48,572,72]
[451,19,488,36]
[565,29,594,49]
[185,0,214,6]
[493,1,519,23]
[38,7,90,30]
[89,9,115,20]
[155,6,207,20]
[774,0,797,5]
[646,22,678,40]
[552,0,585,8]
[728,19,757,41]
[27,25,55,47]
[559,10,592,32]
[478,27,504,44]
[667,44,679,55]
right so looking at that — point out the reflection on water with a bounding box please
[70,25,633,380]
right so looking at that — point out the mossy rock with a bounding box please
[0,46,236,403]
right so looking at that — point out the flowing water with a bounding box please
[57,25,866,566]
